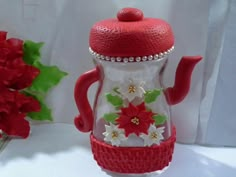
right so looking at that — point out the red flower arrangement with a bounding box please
[0,31,67,139]
[116,102,154,136]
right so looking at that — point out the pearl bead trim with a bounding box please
[89,46,174,63]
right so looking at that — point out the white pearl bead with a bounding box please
[160,54,164,59]
[96,54,101,59]
[88,47,176,62]
[148,55,153,61]
[123,58,129,63]
[116,57,122,62]
[142,56,147,61]
[136,57,141,62]
[129,57,134,62]
[154,54,159,60]
[101,55,105,60]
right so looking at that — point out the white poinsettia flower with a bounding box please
[140,124,165,147]
[118,78,145,102]
[102,123,127,146]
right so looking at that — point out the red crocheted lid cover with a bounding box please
[89,8,174,57]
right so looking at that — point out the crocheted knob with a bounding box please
[117,8,143,22]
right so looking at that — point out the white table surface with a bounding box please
[0,124,235,177]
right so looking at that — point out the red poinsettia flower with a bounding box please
[0,31,39,90]
[6,58,40,90]
[0,50,40,90]
[0,112,30,138]
[0,87,40,138]
[116,102,154,137]
[0,87,40,113]
[0,32,23,63]
[15,91,41,113]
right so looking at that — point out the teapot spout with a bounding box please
[165,56,202,105]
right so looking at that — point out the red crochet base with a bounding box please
[90,126,176,174]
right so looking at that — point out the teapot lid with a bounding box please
[89,8,175,63]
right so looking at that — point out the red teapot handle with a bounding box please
[74,67,100,132]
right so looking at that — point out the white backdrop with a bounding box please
[0,0,234,146]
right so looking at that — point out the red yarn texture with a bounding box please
[90,126,176,174]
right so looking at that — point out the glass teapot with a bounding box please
[74,8,202,174]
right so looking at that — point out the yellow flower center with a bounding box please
[150,132,158,140]
[128,85,136,93]
[131,117,140,125]
[111,131,119,139]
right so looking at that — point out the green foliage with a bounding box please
[103,113,119,124]
[106,93,123,107]
[28,61,67,93]
[23,40,67,121]
[23,40,44,65]
[26,92,53,121]
[153,115,167,126]
[144,89,161,104]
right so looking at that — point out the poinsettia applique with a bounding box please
[140,124,165,147]
[116,102,154,137]
[118,78,145,102]
[103,123,127,146]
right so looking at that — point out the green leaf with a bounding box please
[153,115,167,126]
[106,93,123,107]
[22,40,67,121]
[25,92,53,121]
[23,40,44,65]
[144,89,161,104]
[103,113,119,124]
[28,61,68,93]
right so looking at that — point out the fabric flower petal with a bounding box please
[0,112,30,138]
[7,38,23,50]
[15,92,41,113]
[10,65,40,90]
[6,38,23,59]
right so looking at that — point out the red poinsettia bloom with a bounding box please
[0,112,30,138]
[0,87,40,138]
[0,63,40,90]
[15,91,41,113]
[0,32,23,62]
[0,31,44,139]
[5,58,40,90]
[0,32,40,90]
[116,102,154,137]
